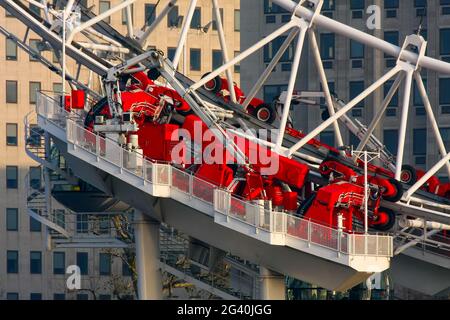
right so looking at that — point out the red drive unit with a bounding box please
[64,95,71,111]
[71,90,85,109]
[138,123,181,162]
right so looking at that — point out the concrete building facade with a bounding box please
[0,0,240,300]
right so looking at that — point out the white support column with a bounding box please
[242,28,299,109]
[124,1,134,38]
[356,72,405,153]
[134,211,162,300]
[395,69,414,180]
[259,267,286,300]
[172,0,198,70]
[275,24,307,151]
[212,0,237,103]
[308,29,344,150]
[414,72,450,179]
[287,65,401,157]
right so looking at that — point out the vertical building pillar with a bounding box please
[134,210,162,300]
[259,267,286,300]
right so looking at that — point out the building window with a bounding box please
[351,0,365,19]
[212,50,223,70]
[413,128,427,156]
[6,208,18,231]
[29,2,41,16]
[234,51,240,73]
[414,0,427,16]
[30,293,42,300]
[6,80,18,103]
[384,80,399,116]
[53,293,65,300]
[29,39,40,62]
[320,33,335,69]
[349,81,365,117]
[212,8,224,30]
[53,82,63,94]
[320,131,335,147]
[349,132,360,149]
[384,0,399,18]
[145,4,156,25]
[167,6,181,28]
[7,250,19,273]
[6,293,19,300]
[99,294,111,300]
[54,209,65,229]
[99,253,111,276]
[6,37,17,60]
[6,166,18,189]
[29,124,42,147]
[6,123,18,146]
[99,1,111,23]
[264,0,288,14]
[234,10,240,31]
[440,29,450,62]
[77,252,89,275]
[122,260,132,276]
[264,36,294,63]
[190,49,201,71]
[167,47,177,63]
[442,0,450,15]
[191,7,202,29]
[121,5,133,25]
[384,129,399,155]
[77,294,89,300]
[384,31,399,67]
[53,252,65,275]
[350,40,364,68]
[30,216,41,232]
[263,85,287,103]
[29,166,41,189]
[440,78,450,113]
[29,81,41,104]
[30,251,42,274]
[77,214,88,233]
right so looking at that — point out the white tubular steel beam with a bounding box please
[66,0,136,44]
[124,1,134,38]
[308,29,344,150]
[275,24,307,151]
[172,0,198,69]
[394,230,440,256]
[138,0,178,47]
[287,66,401,157]
[356,72,405,153]
[395,69,414,180]
[190,19,298,92]
[242,28,299,109]
[404,151,450,200]
[212,0,237,104]
[273,0,450,75]
[64,0,75,16]
[414,72,450,179]
[78,42,130,54]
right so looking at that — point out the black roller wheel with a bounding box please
[296,193,316,217]
[372,207,396,232]
[382,178,404,203]
[201,72,222,93]
[147,68,161,81]
[400,165,417,185]
[252,103,276,124]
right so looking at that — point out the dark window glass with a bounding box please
[77,252,88,275]
[6,208,18,231]
[53,252,65,275]
[30,251,42,274]
[7,250,19,273]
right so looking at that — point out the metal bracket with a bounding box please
[293,0,323,27]
[396,34,427,71]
